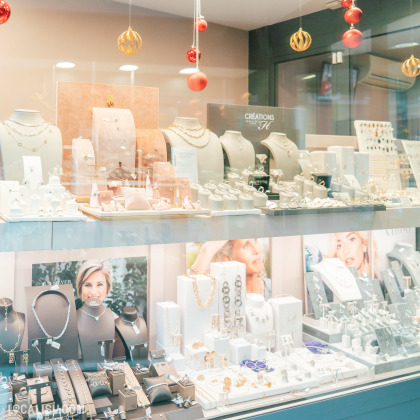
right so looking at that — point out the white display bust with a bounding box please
[0,109,62,182]
[162,117,223,184]
[261,132,299,180]
[219,130,255,172]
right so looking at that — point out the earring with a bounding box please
[363,247,367,253]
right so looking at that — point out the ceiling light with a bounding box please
[179,67,199,75]
[119,64,139,71]
[56,62,76,69]
[302,74,316,80]
[392,42,419,49]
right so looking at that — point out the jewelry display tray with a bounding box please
[79,204,211,220]
[261,204,386,216]
[1,213,87,222]
[211,208,262,217]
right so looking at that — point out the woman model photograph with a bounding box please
[189,238,272,299]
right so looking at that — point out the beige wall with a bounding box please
[2,5,249,128]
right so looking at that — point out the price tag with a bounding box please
[51,341,61,349]
[101,344,105,357]
[132,325,140,335]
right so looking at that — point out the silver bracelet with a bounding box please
[146,383,167,392]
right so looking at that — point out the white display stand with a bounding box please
[327,146,355,179]
[0,181,19,214]
[210,261,246,332]
[156,301,182,353]
[261,133,299,180]
[177,274,218,345]
[311,258,362,302]
[402,140,420,187]
[310,151,337,177]
[92,108,136,177]
[0,109,62,183]
[354,120,396,154]
[162,117,224,185]
[354,152,369,188]
[72,138,95,197]
[229,338,252,364]
[245,293,274,341]
[219,130,255,172]
[184,344,210,370]
[269,296,302,349]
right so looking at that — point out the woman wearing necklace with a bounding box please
[190,239,272,299]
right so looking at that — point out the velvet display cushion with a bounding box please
[143,375,173,404]
[83,371,112,398]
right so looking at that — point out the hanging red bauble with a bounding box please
[0,0,11,25]
[186,47,201,63]
[341,0,353,8]
[187,71,208,91]
[344,7,363,24]
[195,17,207,32]
[342,27,363,48]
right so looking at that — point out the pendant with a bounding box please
[95,316,99,321]
[9,352,14,364]
[155,146,158,151]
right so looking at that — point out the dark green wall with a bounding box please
[249,0,420,106]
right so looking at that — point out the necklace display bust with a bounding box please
[0,109,62,182]
[261,132,299,180]
[115,306,148,364]
[162,117,223,184]
[219,130,255,173]
[0,298,25,370]
[77,298,115,367]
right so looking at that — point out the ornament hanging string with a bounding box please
[195,0,200,71]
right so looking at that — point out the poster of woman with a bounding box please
[186,238,272,299]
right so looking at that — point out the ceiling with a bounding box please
[111,0,333,31]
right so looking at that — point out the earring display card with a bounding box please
[210,261,246,334]
[390,261,406,292]
[389,303,413,328]
[388,251,420,288]
[305,272,329,320]
[374,327,399,357]
[355,275,384,303]
[382,270,404,305]
[402,290,417,316]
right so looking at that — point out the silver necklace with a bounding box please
[32,290,71,340]
[79,307,107,321]
[8,118,48,127]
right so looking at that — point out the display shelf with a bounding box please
[51,206,420,251]
[0,206,417,252]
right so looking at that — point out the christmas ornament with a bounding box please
[344,6,363,24]
[186,47,201,63]
[290,28,312,52]
[195,17,207,32]
[118,26,142,55]
[342,27,363,48]
[341,0,353,8]
[188,71,208,91]
[401,55,420,78]
[0,0,11,25]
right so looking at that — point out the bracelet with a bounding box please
[146,383,167,392]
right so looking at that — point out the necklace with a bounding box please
[269,137,294,157]
[32,290,71,341]
[0,308,22,355]
[2,123,50,152]
[8,118,48,127]
[79,307,107,321]
[320,260,353,288]
[186,274,216,308]
[167,125,210,148]
[3,120,51,136]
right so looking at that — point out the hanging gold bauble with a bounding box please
[118,26,142,55]
[401,55,420,78]
[290,27,312,52]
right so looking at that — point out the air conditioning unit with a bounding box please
[353,54,415,91]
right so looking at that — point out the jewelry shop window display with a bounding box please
[162,117,224,184]
[0,109,63,182]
